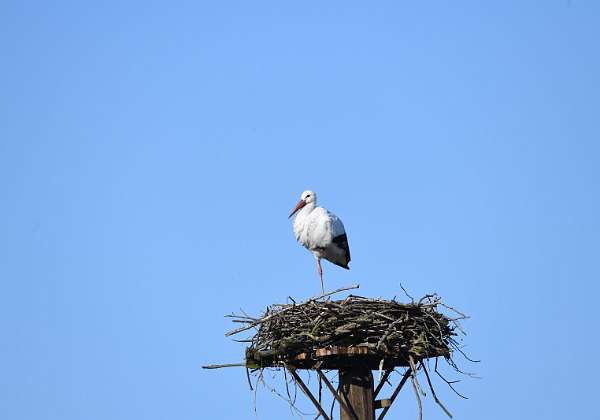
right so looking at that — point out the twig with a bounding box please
[411,375,423,420]
[437,302,469,319]
[420,360,453,418]
[435,358,468,399]
[450,342,481,363]
[246,367,254,391]
[261,368,310,417]
[418,294,437,304]
[225,284,360,337]
[399,282,415,303]
[317,369,357,420]
[408,356,425,396]
[288,368,331,420]
[202,363,245,369]
[408,356,423,420]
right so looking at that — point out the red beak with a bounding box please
[288,199,306,218]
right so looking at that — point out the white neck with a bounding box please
[296,202,316,219]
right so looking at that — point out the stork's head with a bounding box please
[288,190,317,218]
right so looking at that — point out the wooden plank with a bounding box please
[374,399,391,410]
[268,345,414,370]
[315,346,371,357]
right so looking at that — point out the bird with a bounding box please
[288,190,351,294]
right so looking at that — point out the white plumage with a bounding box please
[288,190,351,293]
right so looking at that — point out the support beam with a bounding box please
[373,370,393,398]
[339,368,374,420]
[374,399,391,410]
[316,369,356,420]
[377,368,412,420]
[287,368,331,420]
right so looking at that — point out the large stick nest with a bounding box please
[210,285,476,419]
[226,286,466,370]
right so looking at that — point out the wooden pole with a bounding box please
[339,368,374,420]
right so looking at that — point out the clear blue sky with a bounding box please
[2,1,599,419]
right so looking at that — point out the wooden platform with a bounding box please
[246,345,443,370]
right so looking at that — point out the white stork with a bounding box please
[288,190,351,293]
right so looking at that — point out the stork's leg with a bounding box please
[316,257,324,294]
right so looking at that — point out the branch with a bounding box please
[202,363,245,369]
[420,360,453,418]
[435,358,468,399]
[399,282,415,303]
[411,375,423,420]
[225,284,360,337]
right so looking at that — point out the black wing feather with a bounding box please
[332,233,351,269]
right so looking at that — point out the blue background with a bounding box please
[2,1,599,419]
